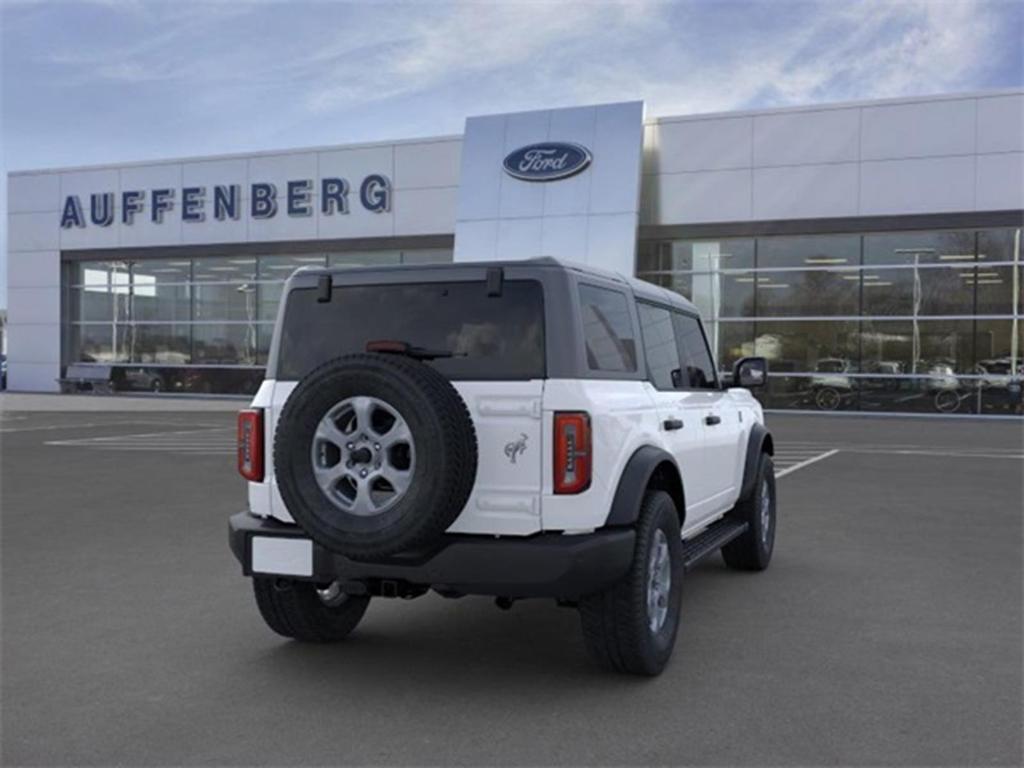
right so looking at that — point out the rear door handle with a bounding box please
[663,418,684,431]
[705,415,721,426]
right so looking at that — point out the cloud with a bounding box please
[295,0,1019,118]
[302,1,661,112]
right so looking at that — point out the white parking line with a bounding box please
[45,426,235,455]
[775,449,840,478]
[841,448,1024,460]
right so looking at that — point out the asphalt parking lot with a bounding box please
[2,406,1021,766]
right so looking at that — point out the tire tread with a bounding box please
[579,490,682,676]
[253,578,370,642]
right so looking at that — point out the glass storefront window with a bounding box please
[689,271,756,318]
[70,324,130,364]
[978,227,1022,265]
[258,254,326,280]
[193,282,258,321]
[257,282,285,322]
[861,319,974,375]
[715,322,756,371]
[637,239,755,273]
[859,265,976,316]
[192,323,258,366]
[132,259,191,284]
[754,269,859,317]
[62,247,455,394]
[973,265,1022,316]
[864,230,976,265]
[638,226,1021,414]
[974,319,1021,373]
[131,283,190,322]
[756,234,859,269]
[754,321,859,374]
[130,324,192,365]
[67,286,131,323]
[192,256,256,282]
[70,260,131,290]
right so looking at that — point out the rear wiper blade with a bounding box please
[365,340,465,361]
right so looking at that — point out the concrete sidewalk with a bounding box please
[0,391,245,412]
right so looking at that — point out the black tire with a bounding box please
[722,453,776,571]
[934,389,960,413]
[253,578,370,642]
[579,491,684,676]
[274,353,477,560]
[814,386,841,411]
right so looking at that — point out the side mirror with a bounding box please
[733,356,768,389]
[670,368,683,389]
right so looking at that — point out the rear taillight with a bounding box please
[554,411,591,494]
[237,409,264,482]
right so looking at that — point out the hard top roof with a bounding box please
[298,256,699,314]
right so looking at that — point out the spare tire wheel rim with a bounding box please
[310,395,416,517]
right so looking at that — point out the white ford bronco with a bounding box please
[230,258,775,676]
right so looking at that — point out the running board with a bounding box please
[681,518,749,572]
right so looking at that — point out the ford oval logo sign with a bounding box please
[503,142,592,182]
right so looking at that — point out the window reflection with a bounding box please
[757,234,860,269]
[859,266,975,316]
[639,227,1022,413]
[754,270,859,317]
[754,321,859,373]
[63,248,453,393]
[861,319,975,374]
[637,239,755,273]
[864,230,976,265]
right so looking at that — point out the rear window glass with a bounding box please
[275,280,545,380]
[579,284,637,373]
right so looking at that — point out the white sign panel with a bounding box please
[453,101,645,275]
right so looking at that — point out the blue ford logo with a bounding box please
[503,142,592,182]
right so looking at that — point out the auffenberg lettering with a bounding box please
[59,174,391,227]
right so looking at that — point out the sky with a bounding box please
[1,0,1022,306]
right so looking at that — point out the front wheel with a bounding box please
[253,578,370,642]
[722,453,776,571]
[579,490,683,676]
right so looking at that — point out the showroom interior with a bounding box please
[7,90,1023,414]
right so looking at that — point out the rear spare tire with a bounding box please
[274,353,477,560]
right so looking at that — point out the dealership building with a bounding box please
[5,89,1022,414]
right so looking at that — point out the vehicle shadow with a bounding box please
[235,565,733,692]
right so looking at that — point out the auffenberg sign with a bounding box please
[59,174,392,229]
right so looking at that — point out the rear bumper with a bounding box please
[229,511,635,600]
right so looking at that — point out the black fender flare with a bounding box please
[605,446,686,528]
[739,423,774,501]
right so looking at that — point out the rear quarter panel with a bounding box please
[540,379,661,532]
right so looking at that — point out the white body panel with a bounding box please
[248,373,765,540]
[250,378,546,535]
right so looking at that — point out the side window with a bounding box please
[579,284,637,373]
[637,302,682,390]
[672,312,718,389]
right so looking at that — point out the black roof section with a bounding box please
[294,256,699,315]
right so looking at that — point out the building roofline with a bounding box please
[7,132,463,177]
[9,87,1021,177]
[647,87,1024,125]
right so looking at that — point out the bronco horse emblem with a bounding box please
[504,433,528,464]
